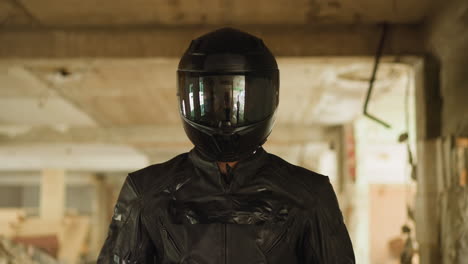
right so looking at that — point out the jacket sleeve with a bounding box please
[97,176,158,264]
[301,177,355,264]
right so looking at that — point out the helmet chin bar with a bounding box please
[181,115,265,136]
[181,114,275,162]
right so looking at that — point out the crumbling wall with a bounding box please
[426,0,468,137]
[423,0,468,262]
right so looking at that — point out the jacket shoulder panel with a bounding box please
[266,153,331,201]
[127,152,191,196]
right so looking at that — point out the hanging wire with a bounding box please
[399,67,417,264]
[363,23,392,129]
[402,68,416,218]
[10,0,42,25]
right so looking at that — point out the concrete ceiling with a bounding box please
[0,0,419,171]
[0,0,436,27]
[0,57,411,170]
[0,57,409,127]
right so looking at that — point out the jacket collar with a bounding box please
[188,147,269,190]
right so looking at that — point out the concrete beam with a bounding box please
[0,171,114,185]
[0,125,191,146]
[0,125,328,171]
[0,24,424,58]
[0,124,328,146]
[0,143,149,171]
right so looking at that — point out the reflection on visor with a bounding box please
[178,72,278,128]
[198,75,245,127]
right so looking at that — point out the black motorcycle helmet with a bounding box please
[177,27,279,162]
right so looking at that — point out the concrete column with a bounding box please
[414,139,443,262]
[89,174,112,259]
[413,56,443,263]
[40,169,66,220]
[327,126,345,193]
[438,137,468,263]
[338,124,358,243]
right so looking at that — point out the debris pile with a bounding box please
[0,237,58,264]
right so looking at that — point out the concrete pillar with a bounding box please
[89,174,113,259]
[414,139,443,262]
[437,137,468,263]
[40,169,66,220]
[327,126,345,193]
[413,56,443,263]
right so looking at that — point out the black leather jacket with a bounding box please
[98,148,355,263]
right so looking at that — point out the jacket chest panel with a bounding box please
[169,193,294,225]
[157,220,296,264]
[143,191,300,264]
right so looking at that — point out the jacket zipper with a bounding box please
[264,226,288,254]
[159,217,182,258]
[223,166,233,264]
[162,227,182,257]
[131,212,144,262]
[224,223,227,264]
[123,202,142,263]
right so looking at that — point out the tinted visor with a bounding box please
[177,71,279,129]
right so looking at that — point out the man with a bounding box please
[98,27,355,264]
